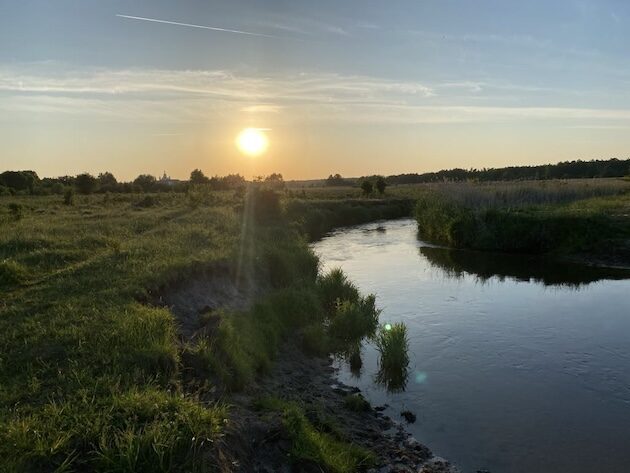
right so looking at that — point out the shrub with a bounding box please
[63,187,74,205]
[8,202,23,220]
[360,180,373,196]
[251,188,282,223]
[0,259,28,288]
[75,173,98,194]
[375,176,387,195]
[187,185,214,208]
[135,195,159,208]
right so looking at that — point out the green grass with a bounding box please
[375,323,410,393]
[343,393,371,412]
[415,187,630,254]
[0,190,394,472]
[255,397,376,472]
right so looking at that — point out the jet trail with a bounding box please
[116,14,287,39]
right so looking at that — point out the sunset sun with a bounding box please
[236,128,268,156]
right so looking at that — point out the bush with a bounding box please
[0,259,28,288]
[360,180,373,196]
[375,176,387,195]
[8,203,23,220]
[75,173,98,194]
[63,187,74,205]
[187,185,215,208]
[251,188,282,223]
[135,195,159,208]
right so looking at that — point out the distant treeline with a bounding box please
[385,158,630,184]
[0,169,261,196]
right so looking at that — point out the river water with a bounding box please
[311,218,630,473]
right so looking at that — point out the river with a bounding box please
[311,218,630,473]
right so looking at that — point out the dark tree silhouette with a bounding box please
[133,174,157,192]
[326,173,348,186]
[375,176,387,195]
[0,170,38,193]
[97,172,118,192]
[190,169,209,184]
[75,173,98,194]
[386,158,630,185]
[361,180,373,196]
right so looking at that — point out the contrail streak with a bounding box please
[116,14,286,39]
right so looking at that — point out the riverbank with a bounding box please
[158,253,457,473]
[0,190,435,472]
[414,181,630,263]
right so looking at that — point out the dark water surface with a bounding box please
[311,218,630,473]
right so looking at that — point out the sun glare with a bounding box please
[236,128,268,156]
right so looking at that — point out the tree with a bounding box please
[326,173,347,186]
[98,172,118,192]
[190,169,209,185]
[75,173,98,195]
[375,176,387,195]
[361,180,373,196]
[264,173,285,190]
[0,171,39,193]
[133,174,157,192]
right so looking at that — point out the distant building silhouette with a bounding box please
[158,172,181,186]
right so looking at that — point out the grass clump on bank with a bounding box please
[375,323,410,393]
[343,393,371,412]
[256,397,376,473]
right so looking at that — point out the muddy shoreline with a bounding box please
[226,340,459,473]
[158,266,460,473]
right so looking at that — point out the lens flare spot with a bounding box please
[414,371,428,384]
[384,323,392,331]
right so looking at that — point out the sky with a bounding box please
[2,0,630,180]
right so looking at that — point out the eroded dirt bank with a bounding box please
[157,268,460,473]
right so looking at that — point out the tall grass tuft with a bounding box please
[375,323,410,393]
[317,268,360,314]
[328,295,380,345]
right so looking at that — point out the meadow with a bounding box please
[0,189,411,472]
[2,177,628,471]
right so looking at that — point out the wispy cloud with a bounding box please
[3,64,630,127]
[241,104,283,113]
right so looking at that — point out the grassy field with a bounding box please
[413,179,630,255]
[0,190,411,472]
[3,178,626,471]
